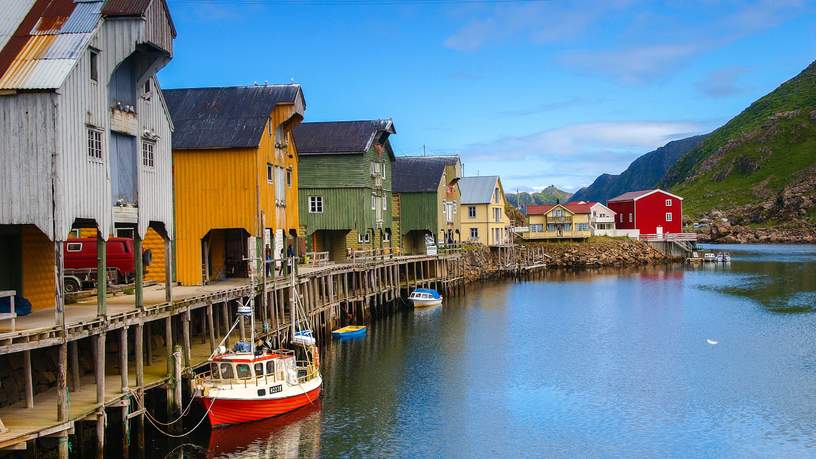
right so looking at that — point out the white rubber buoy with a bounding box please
[706,339,719,345]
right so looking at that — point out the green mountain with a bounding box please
[664,60,816,230]
[570,135,706,203]
[507,185,572,209]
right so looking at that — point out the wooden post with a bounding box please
[55,241,65,327]
[120,327,128,393]
[221,302,230,345]
[134,322,144,450]
[70,340,80,392]
[165,317,173,375]
[121,403,129,459]
[58,345,68,432]
[206,302,216,353]
[134,233,144,310]
[183,308,192,367]
[145,321,153,367]
[96,408,105,459]
[172,346,182,418]
[96,333,106,405]
[164,239,173,303]
[23,350,33,409]
[97,231,107,318]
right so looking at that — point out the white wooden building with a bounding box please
[0,0,176,316]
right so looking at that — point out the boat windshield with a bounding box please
[210,363,220,379]
[254,362,264,376]
[236,364,252,379]
[266,361,275,374]
[220,363,234,379]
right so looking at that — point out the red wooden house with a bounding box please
[607,189,683,235]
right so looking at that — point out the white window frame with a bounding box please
[308,196,323,213]
[666,212,673,222]
[665,199,672,206]
[470,227,478,240]
[383,231,391,242]
[66,242,83,252]
[141,140,155,169]
[629,213,633,223]
[382,195,387,211]
[87,128,103,162]
[358,232,370,243]
[371,194,376,210]
[89,49,99,82]
[468,206,476,218]
[286,168,292,187]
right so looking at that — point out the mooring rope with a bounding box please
[142,392,218,439]
[130,387,197,426]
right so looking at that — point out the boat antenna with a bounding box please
[290,252,296,343]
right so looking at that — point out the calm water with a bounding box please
[162,244,816,458]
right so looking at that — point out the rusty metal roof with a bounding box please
[0,0,102,90]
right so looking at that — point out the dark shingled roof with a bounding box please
[164,85,303,150]
[295,120,395,155]
[392,157,448,193]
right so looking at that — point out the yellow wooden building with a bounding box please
[457,176,511,246]
[165,85,305,285]
[523,202,592,240]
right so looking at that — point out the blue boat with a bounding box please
[331,325,367,339]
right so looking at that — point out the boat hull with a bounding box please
[411,298,442,308]
[201,386,321,427]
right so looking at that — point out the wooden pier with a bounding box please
[0,253,467,457]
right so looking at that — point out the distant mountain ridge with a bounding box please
[507,185,572,209]
[569,135,707,203]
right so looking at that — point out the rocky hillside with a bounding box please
[507,185,572,209]
[570,135,706,203]
[664,60,816,240]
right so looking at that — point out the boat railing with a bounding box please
[295,361,319,383]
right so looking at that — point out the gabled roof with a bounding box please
[0,0,103,90]
[294,119,395,157]
[527,202,591,216]
[164,85,305,150]
[459,176,500,204]
[392,157,448,193]
[608,188,683,203]
[102,0,176,38]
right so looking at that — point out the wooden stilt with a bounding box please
[145,322,153,367]
[164,239,173,303]
[165,317,173,375]
[96,333,106,405]
[134,234,143,311]
[70,340,80,392]
[55,241,65,327]
[23,350,33,409]
[206,302,216,353]
[57,344,67,421]
[120,327,128,392]
[221,302,230,345]
[182,308,192,367]
[96,408,105,459]
[134,322,145,450]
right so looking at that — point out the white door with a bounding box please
[275,229,284,268]
[656,226,663,238]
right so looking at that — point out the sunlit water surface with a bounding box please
[156,244,816,458]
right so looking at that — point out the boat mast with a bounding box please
[290,254,296,342]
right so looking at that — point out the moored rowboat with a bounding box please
[331,325,367,338]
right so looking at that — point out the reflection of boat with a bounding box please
[208,400,322,458]
[194,260,322,427]
[715,252,731,263]
[408,288,443,308]
[332,325,367,339]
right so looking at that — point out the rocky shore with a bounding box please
[459,237,673,283]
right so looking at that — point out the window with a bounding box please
[141,141,155,168]
[493,208,501,223]
[115,227,135,238]
[553,209,563,217]
[577,223,589,231]
[531,224,543,232]
[87,128,103,161]
[370,161,377,176]
[383,231,391,242]
[382,195,387,211]
[67,243,83,252]
[286,168,292,187]
[267,163,273,183]
[236,364,251,379]
[470,227,478,240]
[144,79,151,95]
[89,50,98,82]
[665,199,672,206]
[381,162,386,176]
[308,196,323,213]
[358,232,370,243]
[371,194,376,210]
[220,363,234,379]
[266,361,275,375]
[254,363,264,376]
[629,213,633,223]
[275,167,286,206]
[468,206,476,218]
[210,363,220,379]
[666,212,673,222]
[494,187,500,204]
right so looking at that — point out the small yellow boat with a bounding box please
[331,325,367,339]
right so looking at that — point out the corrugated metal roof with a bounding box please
[164,85,305,150]
[0,0,102,90]
[0,0,35,51]
[459,176,499,204]
[392,157,447,193]
[295,120,395,155]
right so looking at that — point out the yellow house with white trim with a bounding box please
[458,176,511,246]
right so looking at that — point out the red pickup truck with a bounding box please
[63,237,151,293]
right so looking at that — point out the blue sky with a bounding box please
[161,0,816,193]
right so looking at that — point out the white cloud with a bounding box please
[558,43,702,84]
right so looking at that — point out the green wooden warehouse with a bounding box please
[295,119,396,261]
[392,156,462,254]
